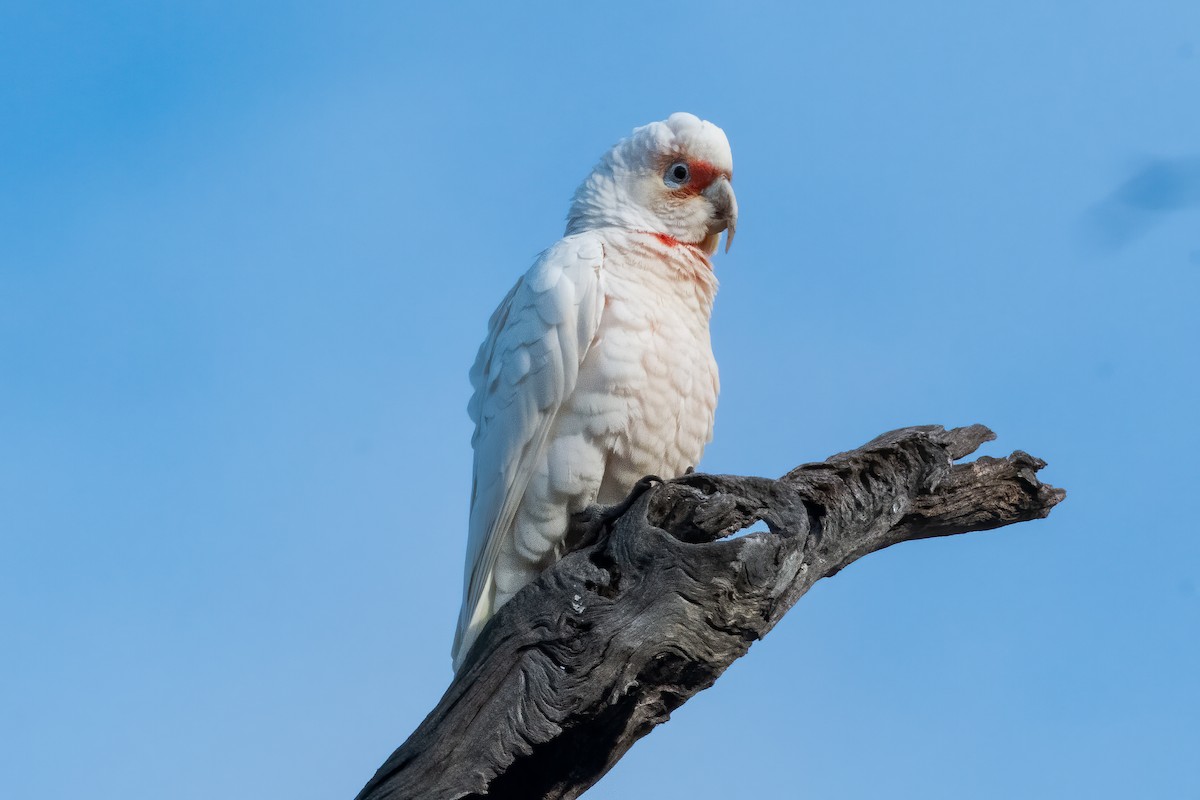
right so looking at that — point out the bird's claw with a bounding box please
[564,475,663,553]
[605,474,662,520]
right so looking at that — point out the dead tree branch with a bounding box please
[355,424,1064,800]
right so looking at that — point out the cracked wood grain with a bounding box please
[354,424,1064,800]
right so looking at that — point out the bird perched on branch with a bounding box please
[453,113,737,670]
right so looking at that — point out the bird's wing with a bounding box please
[453,232,606,662]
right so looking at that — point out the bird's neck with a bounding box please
[565,165,653,235]
[601,229,719,307]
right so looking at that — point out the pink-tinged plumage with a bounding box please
[453,114,737,670]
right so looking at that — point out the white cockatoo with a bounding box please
[453,113,737,670]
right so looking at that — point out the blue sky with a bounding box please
[2,2,1198,798]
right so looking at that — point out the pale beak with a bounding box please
[703,177,739,253]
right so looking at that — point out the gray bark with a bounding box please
[355,424,1064,800]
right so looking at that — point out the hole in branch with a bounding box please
[719,518,771,541]
[727,525,769,539]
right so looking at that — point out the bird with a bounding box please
[453,113,737,671]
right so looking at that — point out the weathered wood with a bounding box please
[355,425,1064,800]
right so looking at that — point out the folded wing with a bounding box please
[453,233,607,668]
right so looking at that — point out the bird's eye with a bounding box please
[664,162,690,187]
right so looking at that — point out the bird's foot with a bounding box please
[564,475,662,553]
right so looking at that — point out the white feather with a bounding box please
[452,114,731,670]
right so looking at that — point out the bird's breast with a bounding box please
[573,238,720,503]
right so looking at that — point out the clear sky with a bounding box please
[2,2,1198,798]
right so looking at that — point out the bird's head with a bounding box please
[566,113,737,255]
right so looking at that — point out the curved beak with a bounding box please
[703,177,738,254]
